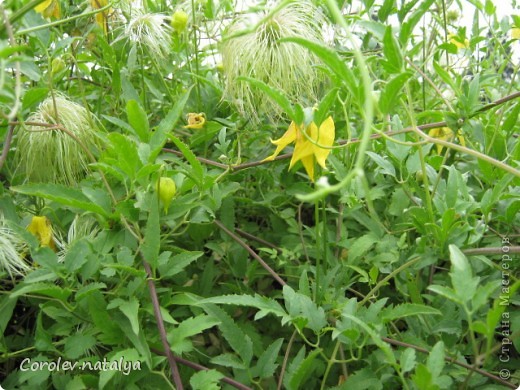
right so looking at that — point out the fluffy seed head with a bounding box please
[124,7,172,57]
[221,1,326,122]
[15,95,101,185]
[0,219,31,279]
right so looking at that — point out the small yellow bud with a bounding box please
[171,10,189,33]
[156,177,176,213]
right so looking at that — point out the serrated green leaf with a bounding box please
[119,297,140,336]
[200,294,287,320]
[252,338,283,379]
[169,315,220,355]
[427,341,445,378]
[348,233,378,262]
[64,334,97,359]
[381,304,442,321]
[210,353,247,370]
[285,347,321,390]
[401,348,416,374]
[190,369,224,390]
[283,285,327,332]
[159,251,203,277]
[366,152,396,177]
[10,184,110,218]
[201,304,253,366]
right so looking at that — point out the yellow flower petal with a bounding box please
[91,0,110,34]
[300,155,315,182]
[312,116,335,168]
[184,113,206,129]
[27,216,56,250]
[35,0,61,19]
[263,121,298,161]
[512,27,520,40]
[429,127,453,154]
[290,136,314,169]
[448,33,469,49]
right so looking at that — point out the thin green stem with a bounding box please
[358,257,420,307]
[16,3,113,35]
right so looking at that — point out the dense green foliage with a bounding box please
[1,0,519,389]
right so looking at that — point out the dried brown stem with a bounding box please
[142,260,184,389]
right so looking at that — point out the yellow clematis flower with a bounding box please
[448,33,469,49]
[91,0,111,34]
[184,113,206,129]
[34,0,61,19]
[27,216,56,251]
[512,28,520,40]
[263,117,335,182]
[429,127,466,154]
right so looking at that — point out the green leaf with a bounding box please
[11,282,72,301]
[202,304,254,366]
[285,347,321,390]
[381,304,442,321]
[484,0,496,15]
[64,334,97,359]
[168,134,204,186]
[10,184,110,218]
[0,295,17,334]
[150,88,192,158]
[283,285,327,332]
[449,245,479,302]
[119,297,140,336]
[211,353,247,370]
[237,76,296,122]
[141,198,160,267]
[366,151,396,177]
[169,315,220,355]
[433,61,456,91]
[200,294,287,320]
[379,72,412,114]
[63,239,91,273]
[190,369,224,390]
[251,338,284,379]
[400,348,416,374]
[427,285,462,304]
[348,233,378,262]
[427,341,445,378]
[279,37,357,97]
[158,251,204,277]
[382,25,403,73]
[126,99,150,142]
[378,0,394,22]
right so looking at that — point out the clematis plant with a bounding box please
[264,117,335,182]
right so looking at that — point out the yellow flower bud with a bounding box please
[171,10,189,33]
[156,177,176,213]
